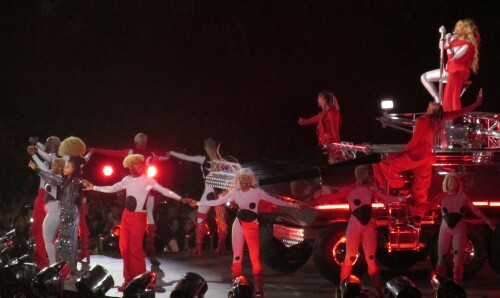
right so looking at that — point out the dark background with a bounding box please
[1,0,500,205]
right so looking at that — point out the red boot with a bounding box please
[145,224,157,256]
[193,223,205,255]
[231,262,243,280]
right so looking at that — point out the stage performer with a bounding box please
[28,155,65,266]
[168,138,229,255]
[190,168,301,298]
[298,91,342,163]
[27,136,61,269]
[29,136,93,264]
[421,19,480,111]
[308,166,383,297]
[90,132,168,256]
[83,154,193,291]
[34,136,87,277]
[431,173,495,284]
[374,89,483,218]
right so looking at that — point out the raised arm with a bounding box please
[92,181,126,193]
[466,196,496,230]
[37,149,53,163]
[299,113,321,126]
[32,154,50,172]
[36,169,63,185]
[90,147,130,158]
[259,188,300,208]
[169,151,205,164]
[149,181,182,201]
[308,185,354,206]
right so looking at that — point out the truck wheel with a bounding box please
[430,226,487,280]
[488,224,500,274]
[312,223,366,283]
[260,222,312,273]
[377,250,421,272]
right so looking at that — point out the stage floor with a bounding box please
[66,251,500,298]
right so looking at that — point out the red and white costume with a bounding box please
[301,108,341,145]
[90,147,169,255]
[312,185,380,283]
[92,174,181,284]
[434,192,470,284]
[32,155,61,266]
[198,187,298,297]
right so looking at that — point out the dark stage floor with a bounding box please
[65,250,500,298]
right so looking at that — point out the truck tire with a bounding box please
[260,222,312,273]
[430,226,487,281]
[488,224,500,274]
[312,223,366,283]
[377,250,421,272]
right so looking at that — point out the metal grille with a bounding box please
[273,224,305,248]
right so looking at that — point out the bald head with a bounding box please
[134,133,148,150]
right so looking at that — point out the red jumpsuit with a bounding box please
[443,39,474,112]
[301,108,341,144]
[375,108,477,216]
[93,174,182,285]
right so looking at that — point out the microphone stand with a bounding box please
[438,26,446,103]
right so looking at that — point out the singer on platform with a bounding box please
[421,19,480,112]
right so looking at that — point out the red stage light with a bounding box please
[147,165,157,178]
[102,165,114,176]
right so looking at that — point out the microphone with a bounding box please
[439,26,446,34]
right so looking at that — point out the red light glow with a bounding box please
[147,165,157,177]
[102,165,114,176]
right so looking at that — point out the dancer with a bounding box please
[189,168,301,298]
[35,137,87,277]
[27,136,62,269]
[90,132,168,256]
[431,173,495,284]
[308,166,383,296]
[29,136,93,264]
[168,138,229,255]
[28,155,65,266]
[373,89,483,218]
[421,19,480,111]
[298,91,342,163]
[83,154,193,291]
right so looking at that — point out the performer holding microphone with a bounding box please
[421,19,480,111]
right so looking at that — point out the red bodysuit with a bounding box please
[302,108,341,144]
[443,39,474,112]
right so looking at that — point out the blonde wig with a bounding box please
[234,168,258,190]
[442,173,464,194]
[123,154,145,168]
[58,136,86,157]
[457,19,480,74]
